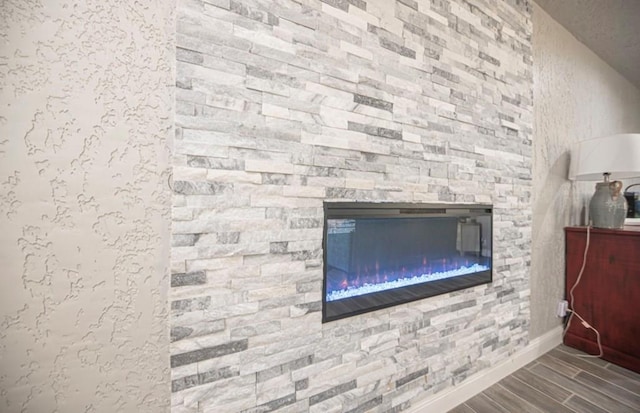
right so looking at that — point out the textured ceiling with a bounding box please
[535,0,640,90]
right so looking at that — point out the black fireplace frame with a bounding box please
[322,202,493,322]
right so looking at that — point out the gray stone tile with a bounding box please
[321,0,349,12]
[218,232,240,244]
[353,93,393,112]
[396,365,429,388]
[479,51,501,66]
[379,38,416,59]
[171,339,249,368]
[347,0,365,11]
[172,366,239,392]
[229,0,280,26]
[397,0,418,11]
[289,218,322,229]
[433,67,460,83]
[308,380,357,405]
[241,393,297,413]
[293,301,321,313]
[295,378,308,391]
[347,121,402,140]
[269,241,289,254]
[171,271,207,287]
[172,233,201,247]
[344,395,383,413]
[171,296,211,312]
[187,155,244,170]
[173,180,232,195]
[170,326,194,342]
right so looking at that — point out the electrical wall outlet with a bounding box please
[556,300,568,317]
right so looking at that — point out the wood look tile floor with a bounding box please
[448,345,640,413]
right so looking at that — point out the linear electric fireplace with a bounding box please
[322,202,493,322]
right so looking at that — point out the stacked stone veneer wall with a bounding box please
[171,0,533,412]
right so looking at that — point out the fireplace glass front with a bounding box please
[322,202,492,322]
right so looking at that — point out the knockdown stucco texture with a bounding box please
[172,0,533,412]
[0,1,174,412]
[530,4,640,340]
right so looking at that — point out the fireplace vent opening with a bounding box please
[322,202,492,322]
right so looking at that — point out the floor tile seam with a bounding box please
[605,365,640,382]
[576,369,640,399]
[529,363,624,412]
[492,382,547,413]
[556,346,640,387]
[553,347,620,375]
[478,391,512,413]
[474,392,509,413]
[556,346,608,365]
[506,374,578,413]
[562,394,609,413]
[539,353,582,379]
[554,347,636,384]
[528,362,584,402]
[461,402,479,413]
[571,370,640,411]
[514,363,575,404]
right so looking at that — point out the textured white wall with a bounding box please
[530,3,640,338]
[0,1,174,412]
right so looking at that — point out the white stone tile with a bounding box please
[339,40,373,60]
[262,102,291,119]
[256,373,296,405]
[175,141,229,157]
[282,185,326,198]
[179,61,245,86]
[186,256,243,272]
[260,261,306,277]
[248,284,298,302]
[173,166,208,181]
[206,169,262,184]
[234,24,295,54]
[246,76,291,97]
[344,178,375,190]
[245,159,295,174]
[305,81,353,101]
[321,3,368,30]
[205,94,248,112]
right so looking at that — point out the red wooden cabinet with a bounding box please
[564,226,640,373]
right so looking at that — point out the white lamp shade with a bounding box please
[569,133,640,181]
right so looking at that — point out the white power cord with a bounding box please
[562,224,604,358]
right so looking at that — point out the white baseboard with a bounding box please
[406,325,563,413]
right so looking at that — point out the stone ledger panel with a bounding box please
[171,0,533,412]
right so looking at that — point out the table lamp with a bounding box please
[569,133,640,229]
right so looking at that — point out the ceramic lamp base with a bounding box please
[589,181,628,229]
